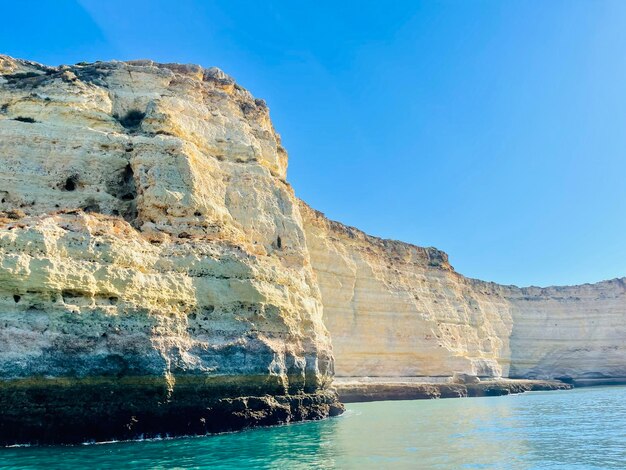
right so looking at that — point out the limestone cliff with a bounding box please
[0,56,341,445]
[300,203,626,384]
[1,54,624,443]
[503,279,626,382]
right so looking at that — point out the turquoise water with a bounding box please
[1,386,625,469]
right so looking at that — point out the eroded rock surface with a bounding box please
[334,377,572,403]
[0,56,341,445]
[301,203,626,384]
[300,203,514,379]
[504,279,626,382]
[1,54,624,442]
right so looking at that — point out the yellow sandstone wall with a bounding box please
[300,203,626,382]
[0,56,341,443]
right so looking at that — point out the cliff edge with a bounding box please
[300,202,626,387]
[0,56,342,445]
[1,55,624,443]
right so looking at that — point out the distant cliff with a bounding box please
[300,202,626,384]
[502,279,626,382]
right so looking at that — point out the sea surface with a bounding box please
[1,386,625,469]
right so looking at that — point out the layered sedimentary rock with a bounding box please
[301,203,626,384]
[300,203,514,379]
[1,54,624,443]
[0,56,341,444]
[504,279,626,383]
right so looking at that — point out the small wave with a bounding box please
[338,408,360,418]
[80,433,181,446]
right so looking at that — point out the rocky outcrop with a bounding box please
[503,279,626,382]
[300,203,514,379]
[334,377,572,403]
[0,54,623,443]
[301,203,626,384]
[0,56,342,445]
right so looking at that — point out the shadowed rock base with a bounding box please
[0,377,344,446]
[569,377,626,387]
[335,378,572,403]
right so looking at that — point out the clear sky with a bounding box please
[2,0,625,287]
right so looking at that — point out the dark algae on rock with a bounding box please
[0,377,342,445]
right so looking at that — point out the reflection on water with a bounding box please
[1,386,625,469]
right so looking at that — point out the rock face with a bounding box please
[334,377,572,403]
[301,203,626,384]
[300,203,514,379]
[504,279,626,383]
[0,55,624,444]
[0,56,341,445]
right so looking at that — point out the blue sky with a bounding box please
[2,0,625,286]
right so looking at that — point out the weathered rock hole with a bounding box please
[61,289,81,303]
[6,209,23,219]
[13,116,37,123]
[107,163,137,222]
[64,176,78,191]
[276,236,282,249]
[116,109,145,130]
[122,163,134,185]
[83,199,100,213]
[13,295,21,303]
